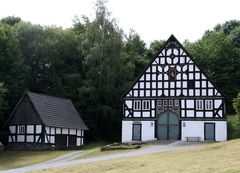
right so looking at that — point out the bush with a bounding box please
[227,115,240,139]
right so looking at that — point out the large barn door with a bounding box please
[204,123,215,140]
[55,134,67,148]
[68,135,76,147]
[157,112,179,140]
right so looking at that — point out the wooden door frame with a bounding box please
[204,123,215,141]
[156,111,180,140]
[132,124,142,141]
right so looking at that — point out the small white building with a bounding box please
[122,35,227,142]
[5,91,88,149]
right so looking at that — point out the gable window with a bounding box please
[18,125,25,134]
[205,100,213,110]
[187,80,195,89]
[174,100,179,106]
[157,100,162,106]
[134,100,141,110]
[142,100,150,110]
[163,100,168,106]
[196,100,203,110]
[168,67,177,80]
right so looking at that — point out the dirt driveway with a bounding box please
[0,141,206,173]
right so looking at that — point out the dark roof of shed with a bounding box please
[26,91,88,130]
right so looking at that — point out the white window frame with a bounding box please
[18,125,25,134]
[142,100,150,110]
[169,100,173,106]
[163,100,168,106]
[174,100,179,106]
[157,100,162,106]
[205,100,213,110]
[134,100,141,110]
[196,100,203,110]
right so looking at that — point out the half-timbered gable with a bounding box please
[5,91,88,150]
[122,35,227,142]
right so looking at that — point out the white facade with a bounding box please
[122,35,227,143]
[181,121,227,141]
[8,124,84,147]
[122,120,227,142]
[122,121,156,142]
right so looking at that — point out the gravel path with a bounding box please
[0,141,205,173]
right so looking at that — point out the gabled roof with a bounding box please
[123,34,226,98]
[6,91,88,130]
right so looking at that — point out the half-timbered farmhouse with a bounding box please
[5,91,88,149]
[122,35,227,142]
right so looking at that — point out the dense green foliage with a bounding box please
[233,92,240,115]
[185,21,240,112]
[0,1,240,141]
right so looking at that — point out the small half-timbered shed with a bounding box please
[5,91,88,149]
[122,35,227,142]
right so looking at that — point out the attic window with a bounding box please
[18,125,25,134]
[168,67,177,80]
[187,80,195,89]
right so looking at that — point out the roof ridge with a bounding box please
[26,91,71,102]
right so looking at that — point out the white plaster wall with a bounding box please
[76,138,80,146]
[56,128,61,134]
[27,125,34,134]
[122,121,156,143]
[9,126,16,134]
[8,136,12,142]
[27,135,34,142]
[62,128,68,134]
[215,121,227,141]
[70,129,76,135]
[122,121,132,142]
[17,135,24,142]
[181,121,227,141]
[141,121,155,141]
[36,125,42,133]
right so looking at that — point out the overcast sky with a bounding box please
[0,0,240,44]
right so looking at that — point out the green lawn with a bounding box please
[0,150,73,171]
[0,141,110,171]
[33,139,240,173]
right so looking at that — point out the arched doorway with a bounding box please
[157,112,179,140]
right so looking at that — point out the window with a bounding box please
[169,100,173,106]
[174,100,179,106]
[142,100,150,110]
[168,67,177,80]
[205,100,213,110]
[134,100,141,110]
[157,100,162,106]
[187,80,195,89]
[18,125,25,134]
[163,100,168,106]
[196,100,203,110]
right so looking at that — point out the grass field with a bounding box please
[33,139,240,173]
[0,150,73,171]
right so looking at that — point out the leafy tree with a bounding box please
[233,92,240,115]
[0,83,7,125]
[0,23,25,123]
[186,30,240,112]
[75,0,124,140]
[0,16,21,26]
[147,40,165,59]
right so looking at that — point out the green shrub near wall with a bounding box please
[227,115,240,139]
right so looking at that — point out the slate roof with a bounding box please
[26,91,88,130]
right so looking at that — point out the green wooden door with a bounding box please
[132,124,141,141]
[157,112,179,140]
[205,123,215,140]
